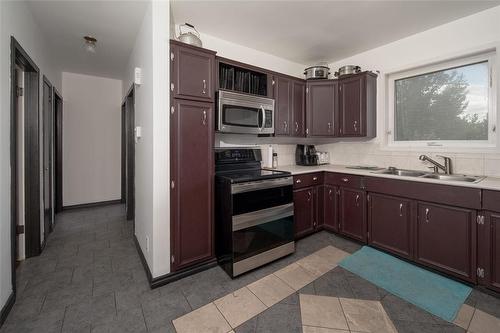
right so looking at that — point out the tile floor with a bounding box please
[1,204,500,332]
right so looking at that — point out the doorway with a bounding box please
[54,89,63,213]
[42,77,54,240]
[123,85,135,221]
[10,37,41,296]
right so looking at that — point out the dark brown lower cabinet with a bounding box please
[478,211,500,292]
[368,193,412,259]
[339,188,366,242]
[323,185,338,232]
[170,99,214,271]
[294,187,315,238]
[415,202,476,283]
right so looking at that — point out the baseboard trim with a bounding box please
[62,199,122,211]
[133,235,217,289]
[0,292,15,328]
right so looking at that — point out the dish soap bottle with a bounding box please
[272,152,278,169]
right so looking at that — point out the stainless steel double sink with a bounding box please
[373,167,485,183]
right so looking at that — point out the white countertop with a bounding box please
[269,164,500,191]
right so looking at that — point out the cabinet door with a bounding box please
[339,188,366,242]
[339,75,363,136]
[323,185,338,232]
[274,76,292,135]
[368,193,412,259]
[294,187,315,238]
[479,212,500,292]
[306,80,337,137]
[171,99,214,270]
[416,202,476,282]
[292,80,306,137]
[172,44,215,101]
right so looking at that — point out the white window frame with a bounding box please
[387,51,497,149]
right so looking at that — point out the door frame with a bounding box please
[53,88,63,213]
[42,76,53,238]
[10,37,40,299]
[122,84,135,221]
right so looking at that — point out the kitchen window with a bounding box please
[387,52,497,148]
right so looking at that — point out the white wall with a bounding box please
[123,1,170,278]
[0,0,60,317]
[61,72,122,206]
[318,6,500,176]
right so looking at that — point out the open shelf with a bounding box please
[219,62,268,96]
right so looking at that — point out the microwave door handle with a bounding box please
[259,106,265,131]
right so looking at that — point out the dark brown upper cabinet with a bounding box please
[170,40,216,102]
[415,202,476,283]
[274,75,292,136]
[368,193,412,259]
[306,80,337,137]
[170,99,214,271]
[338,72,377,138]
[292,80,306,137]
[274,75,306,137]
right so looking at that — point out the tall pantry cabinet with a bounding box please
[169,40,216,272]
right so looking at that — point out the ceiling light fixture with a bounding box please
[83,35,97,53]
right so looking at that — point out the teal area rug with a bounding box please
[339,246,472,322]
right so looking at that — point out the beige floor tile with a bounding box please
[247,274,295,307]
[296,252,337,278]
[274,263,317,291]
[214,286,267,328]
[302,325,350,332]
[453,304,475,329]
[300,294,349,330]
[340,298,397,333]
[468,308,500,333]
[315,246,350,264]
[172,302,232,333]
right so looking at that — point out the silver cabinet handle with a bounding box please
[399,203,403,217]
[284,120,288,131]
[295,179,302,184]
[295,122,299,133]
[355,194,360,206]
[307,191,312,201]
[425,208,430,223]
[328,122,331,132]
[342,178,349,182]
[202,110,207,125]
[329,189,332,196]
[202,79,207,94]
[354,120,358,132]
[313,176,318,181]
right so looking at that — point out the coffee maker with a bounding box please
[296,145,318,166]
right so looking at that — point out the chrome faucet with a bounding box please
[419,155,452,174]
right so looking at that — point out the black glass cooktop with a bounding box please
[217,169,291,183]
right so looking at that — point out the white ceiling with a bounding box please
[28,0,149,79]
[171,0,500,66]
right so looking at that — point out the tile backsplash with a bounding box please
[215,134,500,177]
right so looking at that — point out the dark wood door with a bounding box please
[416,202,476,282]
[42,78,53,238]
[368,193,412,259]
[274,75,292,136]
[339,188,366,242]
[171,99,214,270]
[323,185,338,232]
[171,43,215,102]
[306,80,337,137]
[294,187,315,238]
[292,80,305,137]
[125,95,135,221]
[54,92,63,213]
[478,212,500,292]
[339,75,363,136]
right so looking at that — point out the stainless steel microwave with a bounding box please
[217,91,275,134]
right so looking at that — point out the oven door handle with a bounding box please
[232,203,294,231]
[231,177,293,194]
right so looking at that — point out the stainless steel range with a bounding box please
[215,148,295,278]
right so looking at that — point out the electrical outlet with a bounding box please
[146,236,150,252]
